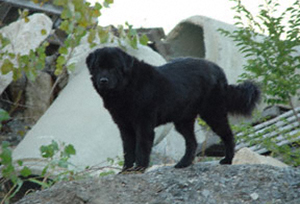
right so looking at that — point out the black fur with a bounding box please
[86,47,260,172]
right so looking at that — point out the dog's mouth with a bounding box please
[95,77,118,93]
[97,77,110,88]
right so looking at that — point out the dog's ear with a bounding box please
[120,51,135,73]
[86,52,95,71]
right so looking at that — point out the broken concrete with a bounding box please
[0,13,53,95]
[165,15,247,84]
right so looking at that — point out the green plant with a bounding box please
[0,140,76,203]
[37,140,76,185]
[0,139,126,203]
[98,156,124,177]
[0,0,149,81]
[218,0,300,166]
[1,141,33,204]
[0,109,10,129]
[0,9,49,81]
[219,0,300,122]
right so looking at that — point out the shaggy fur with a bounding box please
[86,47,260,172]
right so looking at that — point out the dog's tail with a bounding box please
[226,81,261,116]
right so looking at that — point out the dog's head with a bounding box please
[86,47,134,94]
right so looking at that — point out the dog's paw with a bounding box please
[119,166,146,174]
[219,158,232,165]
[174,161,192,168]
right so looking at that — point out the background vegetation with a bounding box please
[219,0,300,166]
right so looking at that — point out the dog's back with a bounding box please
[158,58,227,84]
[154,58,228,113]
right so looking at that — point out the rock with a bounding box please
[261,106,289,119]
[0,13,53,95]
[23,71,53,124]
[250,192,259,201]
[233,147,288,167]
[15,163,300,204]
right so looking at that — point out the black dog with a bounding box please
[86,47,260,172]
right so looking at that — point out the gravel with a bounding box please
[16,163,300,204]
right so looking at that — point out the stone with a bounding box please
[261,106,288,119]
[0,13,53,95]
[250,192,259,201]
[23,71,53,124]
[232,147,288,167]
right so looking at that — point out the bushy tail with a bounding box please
[226,81,261,116]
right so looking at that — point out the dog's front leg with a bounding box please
[119,125,136,172]
[134,123,155,171]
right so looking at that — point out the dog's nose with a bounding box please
[99,77,109,84]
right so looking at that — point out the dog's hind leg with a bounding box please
[174,120,198,168]
[200,112,235,165]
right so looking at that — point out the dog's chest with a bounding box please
[102,96,136,119]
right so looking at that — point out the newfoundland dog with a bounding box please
[86,47,260,172]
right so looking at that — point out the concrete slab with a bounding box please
[165,15,246,84]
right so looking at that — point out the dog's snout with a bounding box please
[99,77,109,84]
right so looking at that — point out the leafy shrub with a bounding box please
[219,0,300,112]
[218,0,300,165]
[0,140,77,203]
[0,0,148,80]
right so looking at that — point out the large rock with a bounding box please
[12,39,169,172]
[0,13,53,95]
[16,163,300,204]
[233,147,288,167]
